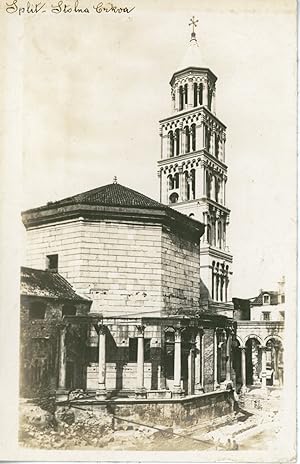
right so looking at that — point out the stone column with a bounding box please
[135,325,147,397]
[188,346,195,395]
[96,324,107,399]
[261,346,267,390]
[214,329,220,389]
[195,329,204,394]
[173,328,184,397]
[226,331,232,382]
[240,347,247,392]
[58,326,67,390]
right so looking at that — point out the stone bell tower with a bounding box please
[157,18,233,313]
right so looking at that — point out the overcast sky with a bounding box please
[15,0,296,298]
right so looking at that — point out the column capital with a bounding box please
[136,324,145,336]
[174,327,184,342]
[97,323,107,335]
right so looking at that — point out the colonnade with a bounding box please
[58,323,233,398]
[172,80,215,113]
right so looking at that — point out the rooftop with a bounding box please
[21,266,91,302]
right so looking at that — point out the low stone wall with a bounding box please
[64,390,234,428]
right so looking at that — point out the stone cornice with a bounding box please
[200,246,233,263]
[159,106,226,131]
[169,67,218,87]
[22,203,205,241]
[157,149,228,173]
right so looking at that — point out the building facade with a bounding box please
[232,277,285,391]
[22,182,235,399]
[157,29,233,314]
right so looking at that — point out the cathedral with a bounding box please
[19,21,237,423]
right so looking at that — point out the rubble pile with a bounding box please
[19,404,161,450]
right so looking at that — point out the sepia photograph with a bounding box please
[0,0,297,461]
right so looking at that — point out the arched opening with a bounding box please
[215,179,220,202]
[168,174,173,190]
[206,172,211,199]
[190,169,195,200]
[193,82,198,107]
[184,83,188,106]
[29,302,46,320]
[199,83,203,105]
[175,128,180,156]
[205,126,211,152]
[169,192,179,204]
[62,304,77,317]
[184,171,189,201]
[174,172,179,189]
[207,224,211,244]
[191,124,196,151]
[245,337,262,386]
[215,134,219,158]
[168,131,174,158]
[179,86,184,111]
[211,261,215,299]
[232,338,242,390]
[184,126,190,153]
[208,88,213,110]
[265,338,284,386]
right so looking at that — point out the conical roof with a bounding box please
[178,32,208,71]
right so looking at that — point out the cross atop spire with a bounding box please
[189,16,199,40]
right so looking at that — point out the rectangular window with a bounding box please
[46,254,58,272]
[29,303,46,320]
[263,294,270,305]
[281,295,285,304]
[262,312,270,321]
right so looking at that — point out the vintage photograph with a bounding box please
[0,0,297,461]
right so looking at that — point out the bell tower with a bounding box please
[157,18,233,312]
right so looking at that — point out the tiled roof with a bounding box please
[250,291,279,306]
[21,266,90,302]
[32,183,164,211]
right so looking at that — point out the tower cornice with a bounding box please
[157,149,228,173]
[170,67,217,87]
[159,106,226,130]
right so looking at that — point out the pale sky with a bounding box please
[16,0,296,298]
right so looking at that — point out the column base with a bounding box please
[172,387,185,398]
[96,389,107,400]
[135,388,147,399]
[194,386,205,395]
[240,385,248,394]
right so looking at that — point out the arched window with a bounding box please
[215,134,219,158]
[29,302,46,320]
[199,83,203,105]
[184,83,188,105]
[184,126,190,153]
[191,124,196,151]
[205,126,211,152]
[193,83,198,107]
[208,89,212,110]
[206,172,211,199]
[169,192,179,204]
[179,86,184,110]
[218,221,222,248]
[211,261,215,299]
[175,128,180,156]
[169,131,174,158]
[207,224,211,244]
[189,213,195,218]
[215,179,220,202]
[184,171,189,201]
[190,169,195,200]
[174,172,179,189]
[168,174,173,190]
[62,304,76,317]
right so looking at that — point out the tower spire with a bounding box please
[189,16,199,42]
